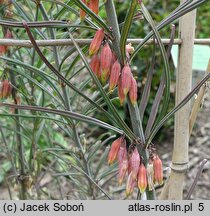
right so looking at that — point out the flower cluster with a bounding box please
[80,0,99,20]
[89,29,137,105]
[107,136,163,196]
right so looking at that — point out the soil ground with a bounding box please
[158,89,210,199]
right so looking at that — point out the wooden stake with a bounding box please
[168,0,197,199]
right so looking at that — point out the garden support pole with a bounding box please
[168,0,196,199]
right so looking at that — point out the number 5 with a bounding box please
[198,203,204,211]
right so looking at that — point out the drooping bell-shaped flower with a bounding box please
[0,45,7,56]
[118,76,126,105]
[126,172,136,197]
[89,29,104,56]
[90,54,100,78]
[128,147,140,180]
[121,64,132,96]
[107,136,124,165]
[153,155,163,185]
[0,80,12,99]
[137,163,147,194]
[100,43,112,84]
[89,0,99,15]
[109,59,121,92]
[129,76,137,106]
[80,0,89,21]
[0,29,13,56]
[146,160,154,191]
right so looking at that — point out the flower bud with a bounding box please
[128,148,140,180]
[100,43,112,84]
[109,60,121,91]
[107,136,124,165]
[129,76,137,105]
[89,0,99,15]
[153,156,163,185]
[121,65,132,96]
[137,163,147,194]
[146,160,154,191]
[126,172,136,197]
[89,29,104,56]
[90,54,100,77]
[126,43,134,59]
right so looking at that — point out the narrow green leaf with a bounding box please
[0,103,124,135]
[120,0,137,64]
[140,2,171,131]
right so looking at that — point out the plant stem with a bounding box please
[104,0,122,63]
[8,67,26,200]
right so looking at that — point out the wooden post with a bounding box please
[168,0,196,199]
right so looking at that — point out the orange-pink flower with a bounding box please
[90,54,100,78]
[89,29,104,56]
[129,76,137,105]
[147,160,154,191]
[118,76,126,105]
[100,43,112,84]
[128,148,140,180]
[80,0,88,20]
[126,172,136,197]
[121,64,132,96]
[0,80,12,99]
[137,163,147,193]
[0,46,7,56]
[118,65,133,105]
[89,0,99,15]
[153,156,163,185]
[107,136,124,165]
[109,59,121,91]
[0,29,13,56]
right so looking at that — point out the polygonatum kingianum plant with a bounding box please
[0,0,209,200]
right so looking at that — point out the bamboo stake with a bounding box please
[0,38,210,47]
[168,0,197,200]
[189,60,210,135]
